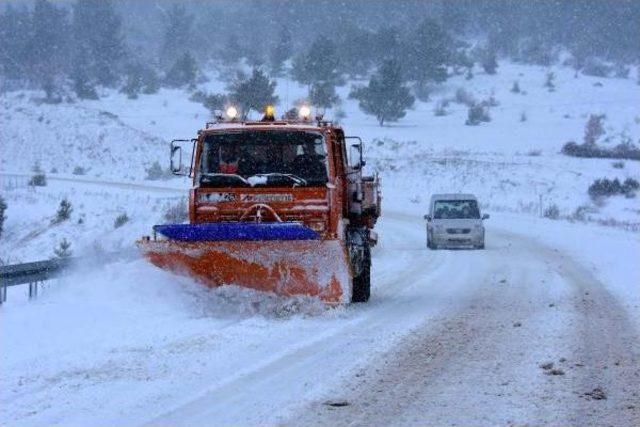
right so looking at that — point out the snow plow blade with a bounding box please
[137,223,352,304]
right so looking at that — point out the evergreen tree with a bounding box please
[482,48,498,75]
[269,26,292,76]
[72,53,98,99]
[220,35,242,66]
[28,162,47,186]
[54,238,72,258]
[0,196,7,239]
[229,68,279,117]
[160,4,192,69]
[122,61,160,98]
[372,26,401,63]
[349,60,414,126]
[291,35,342,87]
[309,81,339,109]
[336,24,374,78]
[405,19,451,88]
[27,0,69,100]
[72,0,124,88]
[0,5,31,80]
[52,199,73,224]
[165,51,198,88]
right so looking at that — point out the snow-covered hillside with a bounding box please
[1,61,639,263]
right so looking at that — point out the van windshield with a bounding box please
[199,130,327,187]
[433,200,480,219]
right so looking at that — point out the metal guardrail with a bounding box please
[0,258,74,304]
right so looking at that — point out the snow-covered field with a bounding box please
[1,61,639,425]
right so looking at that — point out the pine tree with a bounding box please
[269,26,292,76]
[54,238,72,258]
[72,53,98,99]
[27,0,69,101]
[160,4,192,69]
[52,199,73,224]
[220,35,242,66]
[482,48,498,75]
[349,60,414,126]
[165,51,198,88]
[0,196,7,239]
[229,68,279,117]
[309,81,339,109]
[28,162,47,186]
[0,5,31,80]
[405,19,451,88]
[72,0,124,88]
[291,35,342,87]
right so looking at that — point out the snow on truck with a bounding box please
[137,105,381,303]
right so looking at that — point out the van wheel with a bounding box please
[351,240,371,303]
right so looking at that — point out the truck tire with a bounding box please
[351,240,371,303]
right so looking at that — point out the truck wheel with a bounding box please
[351,241,371,303]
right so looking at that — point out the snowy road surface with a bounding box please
[2,208,639,426]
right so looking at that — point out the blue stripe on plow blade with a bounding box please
[153,222,320,242]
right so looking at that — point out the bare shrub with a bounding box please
[588,178,639,199]
[433,99,449,116]
[454,88,475,107]
[543,204,560,219]
[114,213,130,228]
[145,161,170,180]
[582,58,612,77]
[465,103,491,126]
[612,161,625,169]
[28,162,47,187]
[544,71,555,91]
[72,166,87,175]
[584,114,606,145]
[164,198,188,223]
[511,81,521,93]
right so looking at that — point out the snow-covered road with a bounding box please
[1,184,639,426]
[287,225,640,426]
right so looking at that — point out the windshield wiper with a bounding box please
[248,173,308,187]
[200,173,250,186]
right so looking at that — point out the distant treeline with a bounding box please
[1,0,638,101]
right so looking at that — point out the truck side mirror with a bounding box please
[170,139,196,176]
[482,214,490,220]
[170,144,183,174]
[346,136,365,171]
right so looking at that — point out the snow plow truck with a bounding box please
[137,106,381,303]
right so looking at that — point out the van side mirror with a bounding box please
[423,214,431,221]
[482,214,490,220]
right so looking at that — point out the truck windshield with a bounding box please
[199,130,328,187]
[433,200,480,219]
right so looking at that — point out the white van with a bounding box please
[423,194,489,249]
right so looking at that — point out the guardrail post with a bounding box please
[0,280,6,304]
